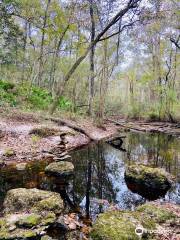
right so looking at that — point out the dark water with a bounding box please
[0,132,179,219]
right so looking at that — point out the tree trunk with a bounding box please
[37,0,51,86]
[49,25,69,92]
[49,0,141,114]
[88,0,95,116]
[21,20,28,82]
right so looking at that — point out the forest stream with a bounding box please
[0,131,179,239]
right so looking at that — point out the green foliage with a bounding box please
[0,0,23,64]
[27,86,52,110]
[0,80,17,106]
[0,80,15,91]
[147,111,160,121]
[58,96,72,110]
[0,80,72,111]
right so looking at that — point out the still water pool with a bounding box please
[0,132,179,219]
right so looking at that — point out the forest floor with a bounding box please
[0,108,119,164]
[1,108,180,165]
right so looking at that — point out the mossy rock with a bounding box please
[45,161,74,178]
[91,211,149,240]
[125,165,172,200]
[0,212,57,240]
[137,203,176,223]
[3,188,63,215]
[91,203,178,240]
[17,213,41,228]
[0,188,63,239]
[0,226,37,240]
[33,196,63,214]
[42,212,56,225]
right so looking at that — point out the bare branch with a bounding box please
[170,35,180,49]
[98,20,139,42]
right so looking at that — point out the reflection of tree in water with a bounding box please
[0,132,179,218]
[124,132,180,178]
[68,142,118,218]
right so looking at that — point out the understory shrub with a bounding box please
[0,80,72,111]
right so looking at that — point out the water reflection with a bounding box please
[68,132,180,218]
[0,132,179,220]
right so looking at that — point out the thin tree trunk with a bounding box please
[99,40,108,122]
[88,0,95,115]
[37,0,51,86]
[21,20,28,82]
[50,0,141,114]
[49,25,69,92]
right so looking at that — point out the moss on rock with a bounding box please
[0,188,64,239]
[0,212,57,240]
[45,161,74,178]
[17,213,41,228]
[137,203,176,223]
[91,209,158,240]
[3,188,63,214]
[33,195,64,214]
[42,212,56,225]
[125,164,172,200]
[0,227,37,239]
[91,203,178,240]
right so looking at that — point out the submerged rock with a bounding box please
[3,188,63,214]
[91,203,178,240]
[45,161,74,178]
[125,164,172,200]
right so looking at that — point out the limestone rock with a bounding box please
[125,164,172,199]
[0,188,63,240]
[3,188,63,214]
[91,203,177,240]
[45,161,74,178]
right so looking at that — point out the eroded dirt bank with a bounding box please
[1,109,180,165]
[0,109,120,164]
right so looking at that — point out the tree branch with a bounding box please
[98,20,139,42]
[50,0,142,113]
[170,35,180,49]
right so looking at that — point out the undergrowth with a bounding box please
[0,80,72,111]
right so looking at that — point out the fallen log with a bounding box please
[106,118,144,132]
[49,117,95,141]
